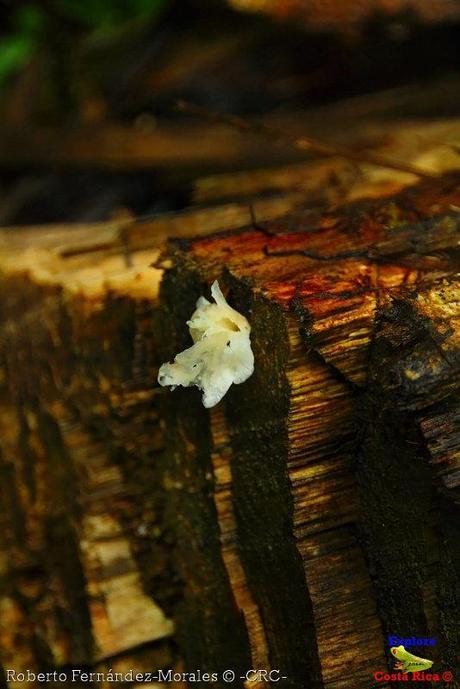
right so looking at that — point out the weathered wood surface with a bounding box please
[0,193,305,686]
[0,256,173,678]
[157,173,460,689]
[228,0,460,29]
[2,81,460,176]
[0,144,458,688]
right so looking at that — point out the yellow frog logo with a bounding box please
[391,645,433,672]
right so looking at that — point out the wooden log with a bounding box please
[0,195,300,684]
[1,97,460,177]
[156,172,460,688]
[0,263,175,675]
[228,0,460,30]
[0,169,459,688]
[0,121,306,172]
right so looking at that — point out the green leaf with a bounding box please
[0,34,35,87]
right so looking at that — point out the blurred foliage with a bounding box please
[0,5,44,88]
[56,0,169,28]
[0,0,170,89]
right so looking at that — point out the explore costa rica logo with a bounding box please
[373,635,454,683]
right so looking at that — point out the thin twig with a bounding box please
[176,100,436,179]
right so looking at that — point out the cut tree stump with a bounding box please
[0,166,459,689]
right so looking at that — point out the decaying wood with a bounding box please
[1,85,460,177]
[156,172,460,689]
[228,0,460,28]
[176,100,435,179]
[0,193,305,684]
[0,258,173,675]
[0,149,459,688]
[0,121,306,172]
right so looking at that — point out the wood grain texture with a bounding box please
[0,161,458,687]
[0,193,304,685]
[157,172,459,688]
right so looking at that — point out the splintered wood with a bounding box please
[0,261,171,675]
[0,163,459,687]
[158,173,459,688]
[0,194,303,684]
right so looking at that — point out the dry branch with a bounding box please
[176,100,434,179]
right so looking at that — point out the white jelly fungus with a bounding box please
[158,280,254,408]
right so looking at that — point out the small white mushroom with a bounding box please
[158,280,254,408]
